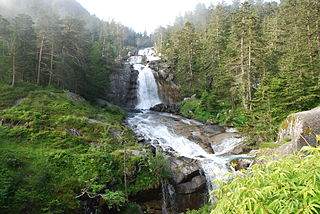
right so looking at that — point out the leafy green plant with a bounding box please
[210,147,320,214]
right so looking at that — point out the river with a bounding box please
[126,47,245,213]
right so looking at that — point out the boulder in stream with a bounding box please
[150,103,181,114]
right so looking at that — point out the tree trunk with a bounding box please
[248,39,252,110]
[240,36,247,110]
[49,42,54,85]
[37,36,45,85]
[11,50,16,87]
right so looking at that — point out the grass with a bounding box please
[0,83,168,214]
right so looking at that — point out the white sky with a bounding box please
[76,0,221,33]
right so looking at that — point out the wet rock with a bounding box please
[273,106,320,155]
[210,132,248,155]
[150,103,181,114]
[137,137,145,142]
[127,108,143,113]
[187,136,203,143]
[166,156,201,184]
[176,175,206,194]
[203,125,225,136]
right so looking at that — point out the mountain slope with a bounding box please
[0,0,90,19]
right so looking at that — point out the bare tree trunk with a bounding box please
[37,36,45,85]
[49,42,54,85]
[11,50,16,87]
[248,40,252,110]
[240,36,247,110]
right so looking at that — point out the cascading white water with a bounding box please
[127,47,162,109]
[127,112,234,197]
[136,65,162,109]
[127,47,244,206]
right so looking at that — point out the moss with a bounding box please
[280,116,296,130]
[303,126,313,136]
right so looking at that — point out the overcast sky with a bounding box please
[76,0,220,33]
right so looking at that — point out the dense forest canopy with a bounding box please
[0,0,153,100]
[153,0,320,143]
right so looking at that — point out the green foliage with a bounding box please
[159,0,320,145]
[180,98,247,127]
[0,82,38,109]
[101,190,127,210]
[128,152,171,194]
[184,204,216,214]
[0,84,168,213]
[211,147,320,214]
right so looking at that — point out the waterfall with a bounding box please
[136,65,162,109]
[127,112,234,195]
[127,47,244,211]
[128,47,162,109]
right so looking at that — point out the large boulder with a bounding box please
[176,175,206,194]
[274,106,320,155]
[165,155,208,213]
[210,132,248,155]
[166,156,201,185]
[150,103,181,114]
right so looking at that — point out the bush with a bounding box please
[211,147,320,214]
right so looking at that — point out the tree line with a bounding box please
[154,0,320,143]
[0,11,152,100]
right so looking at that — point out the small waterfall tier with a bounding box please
[127,47,162,109]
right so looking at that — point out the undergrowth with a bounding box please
[210,147,320,214]
[0,83,169,213]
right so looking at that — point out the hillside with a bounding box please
[0,83,168,213]
[0,0,90,19]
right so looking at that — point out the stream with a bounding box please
[126,47,246,213]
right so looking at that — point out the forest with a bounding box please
[0,0,152,100]
[0,0,319,213]
[153,0,320,144]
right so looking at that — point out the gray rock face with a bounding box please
[203,125,225,135]
[150,61,181,104]
[167,156,201,185]
[176,175,206,194]
[165,155,208,213]
[105,64,138,107]
[274,106,320,155]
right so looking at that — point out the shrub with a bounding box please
[211,147,320,214]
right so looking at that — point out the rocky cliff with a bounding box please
[149,61,181,104]
[105,64,139,107]
[106,60,180,107]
